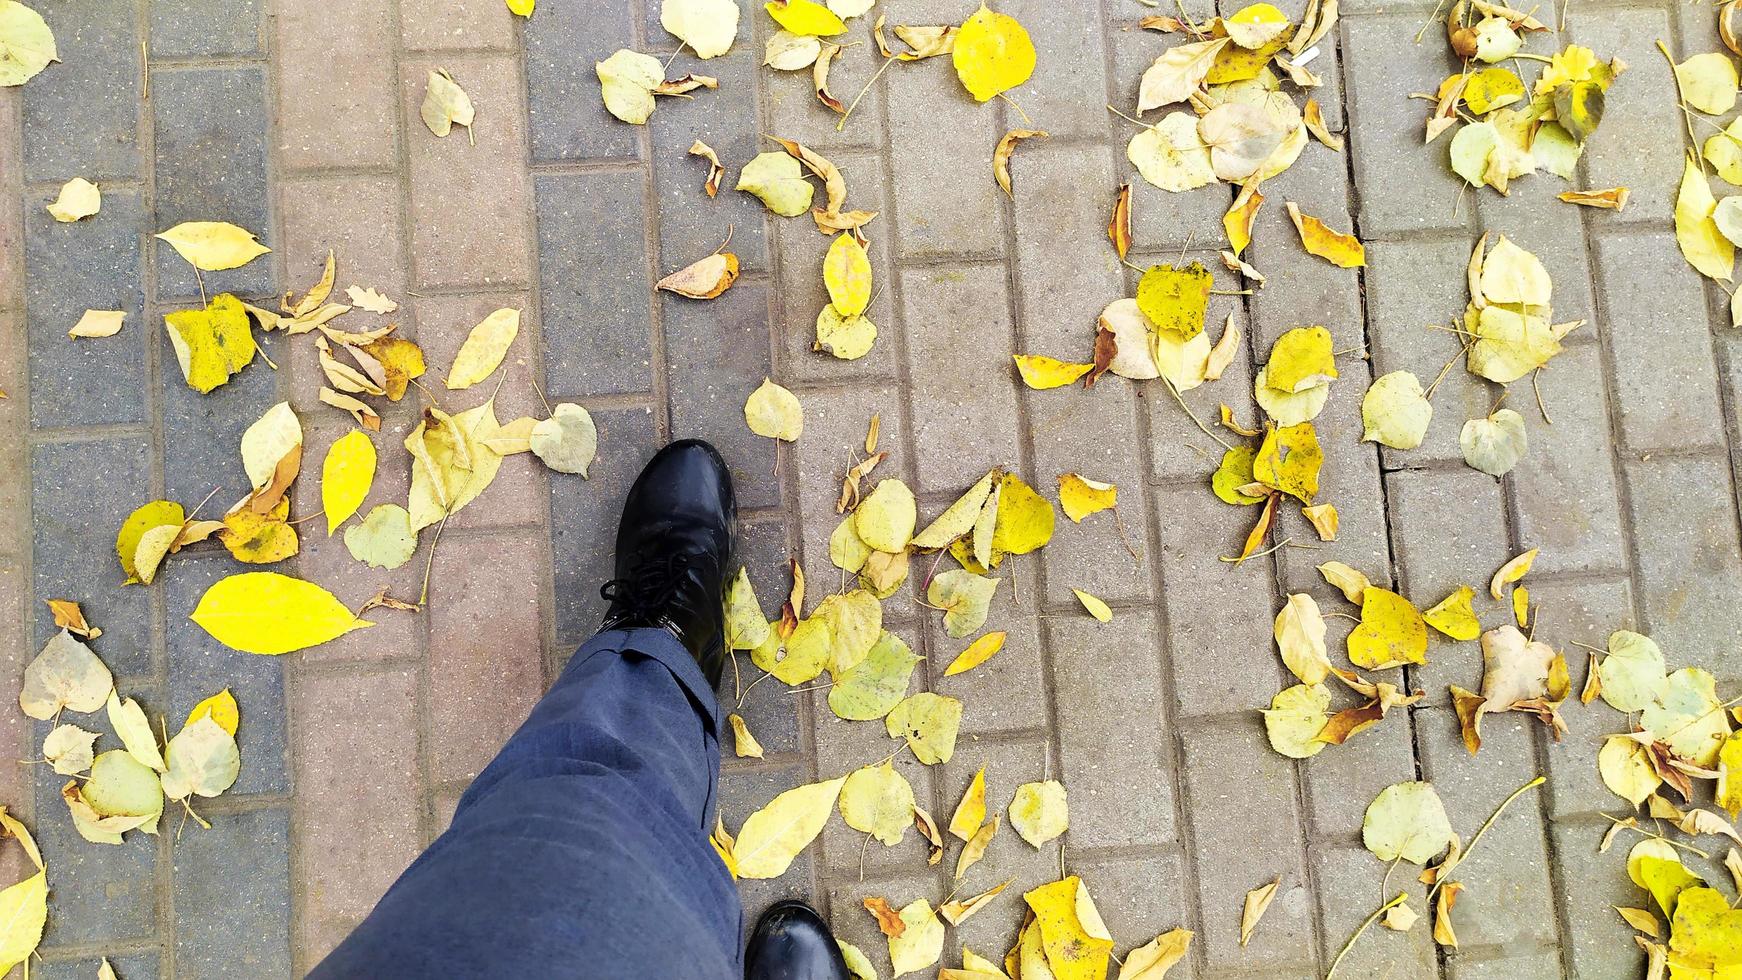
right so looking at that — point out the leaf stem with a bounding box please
[1326,892,1409,980]
[1427,775,1546,903]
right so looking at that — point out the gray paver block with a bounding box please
[22,0,142,181]
[150,0,263,58]
[776,150,898,388]
[150,66,274,300]
[173,806,293,980]
[1416,705,1558,948]
[1151,482,1287,720]
[1052,610,1179,850]
[998,0,1112,140]
[1107,30,1232,252]
[1624,455,1742,673]
[550,406,660,645]
[900,263,1023,493]
[1526,577,1636,818]
[1309,844,1436,978]
[1594,229,1727,453]
[759,17,884,152]
[662,282,780,510]
[1302,681,1422,835]
[1446,946,1567,979]
[25,188,149,428]
[1571,7,1682,222]
[32,747,159,946]
[1026,384,1149,606]
[31,437,155,675]
[37,954,160,980]
[536,171,656,397]
[649,45,770,274]
[886,59,1003,259]
[1510,343,1628,577]
[1342,13,1474,237]
[523,0,641,162]
[718,762,818,939]
[1244,145,1361,353]
[159,330,280,509]
[1364,235,1496,468]
[1548,818,1648,980]
[165,554,289,796]
[928,608,1048,739]
[1475,181,1598,330]
[1071,851,1197,968]
[811,714,937,877]
[1180,718,1312,972]
[1011,140,1124,356]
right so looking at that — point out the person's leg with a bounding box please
[311,440,744,980]
[310,627,741,979]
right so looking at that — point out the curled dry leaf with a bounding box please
[1303,99,1343,150]
[993,129,1049,197]
[1558,186,1629,210]
[657,251,740,299]
[1241,878,1280,947]
[1285,201,1365,268]
[689,140,726,197]
[863,896,906,938]
[1108,183,1132,259]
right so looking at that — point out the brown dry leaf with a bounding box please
[955,814,999,880]
[46,599,100,639]
[1451,684,1486,754]
[690,140,725,197]
[1240,878,1280,946]
[652,73,718,97]
[1559,187,1629,210]
[1086,325,1118,389]
[1427,71,1469,143]
[1304,99,1343,150]
[814,42,845,113]
[657,252,740,299]
[1285,201,1365,268]
[837,451,888,513]
[1233,492,1279,564]
[913,804,945,865]
[864,896,906,938]
[939,878,1012,927]
[1109,183,1132,259]
[1433,882,1462,947]
[994,129,1049,198]
[319,388,382,431]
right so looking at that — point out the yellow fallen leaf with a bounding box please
[1360,370,1432,450]
[1263,683,1330,758]
[20,631,113,720]
[185,689,240,736]
[47,176,99,222]
[190,571,373,655]
[597,48,666,124]
[1264,325,1336,394]
[1678,152,1734,282]
[156,221,270,272]
[1301,503,1337,541]
[1073,589,1112,623]
[949,766,988,842]
[1137,262,1212,341]
[0,869,45,977]
[823,232,871,316]
[885,692,962,764]
[159,714,240,801]
[1348,588,1428,669]
[322,430,376,535]
[1109,183,1132,259]
[42,724,96,777]
[726,712,765,759]
[745,378,804,440]
[1363,781,1453,864]
[955,813,999,879]
[68,309,124,339]
[218,502,299,565]
[1286,201,1364,267]
[0,0,58,87]
[940,879,1013,927]
[1559,186,1629,210]
[1489,547,1537,599]
[1424,585,1481,641]
[447,307,520,390]
[662,0,739,58]
[994,128,1048,197]
[736,150,815,216]
[657,252,740,299]
[889,898,945,977]
[952,3,1035,103]
[1274,593,1330,684]
[913,470,997,549]
[856,478,916,551]
[943,631,1006,676]
[1254,422,1322,503]
[1024,877,1114,980]
[1676,51,1739,114]
[345,504,418,570]
[163,293,257,393]
[530,403,599,476]
[506,0,535,17]
[1138,37,1229,111]
[1119,928,1192,978]
[421,68,475,138]
[734,775,847,879]
[1009,779,1068,847]
[1058,473,1116,522]
[930,569,1000,637]
[990,472,1054,556]
[766,0,846,37]
[1241,877,1280,946]
[1013,354,1094,389]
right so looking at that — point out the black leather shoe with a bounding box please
[744,901,850,980]
[600,439,736,687]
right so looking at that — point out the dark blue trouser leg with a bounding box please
[310,628,743,979]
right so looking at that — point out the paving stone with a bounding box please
[1475,181,1598,330]
[275,0,397,171]
[1052,611,1177,849]
[1446,946,1567,979]
[1309,844,1436,979]
[1107,30,1232,252]
[1364,235,1496,467]
[823,869,942,978]
[1244,143,1362,354]
[1548,817,1647,980]
[278,175,409,320]
[173,806,293,980]
[1071,850,1198,966]
[1342,12,1473,237]
[551,406,661,646]
[31,733,159,946]
[0,91,19,312]
[1385,466,1512,700]
[1012,140,1124,356]
[662,281,780,509]
[535,171,656,397]
[151,66,274,300]
[523,0,641,162]
[401,54,532,290]
[719,762,819,941]
[759,21,885,152]
[25,188,149,428]
[1151,482,1287,720]
[777,151,898,387]
[291,665,423,971]
[1027,383,1148,606]
[1509,343,1627,577]
[887,56,1003,259]
[165,553,290,795]
[401,0,517,50]
[1301,681,1421,835]
[1526,577,1637,818]
[1571,7,1683,222]
[648,45,769,274]
[998,0,1111,140]
[31,437,155,675]
[811,711,936,877]
[37,955,160,980]
[1624,455,1742,672]
[1594,229,1727,453]
[1147,295,1253,483]
[159,326,281,508]
[928,606,1048,738]
[1271,375,1393,596]
[1416,705,1559,948]
[22,0,143,181]
[150,0,262,58]
[1180,718,1312,973]
[425,529,549,780]
[900,263,1022,492]
[930,739,1058,957]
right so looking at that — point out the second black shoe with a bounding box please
[600,439,736,687]
[744,901,850,980]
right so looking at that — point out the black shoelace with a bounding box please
[600,553,697,624]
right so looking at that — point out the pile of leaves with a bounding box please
[1672,6,1742,329]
